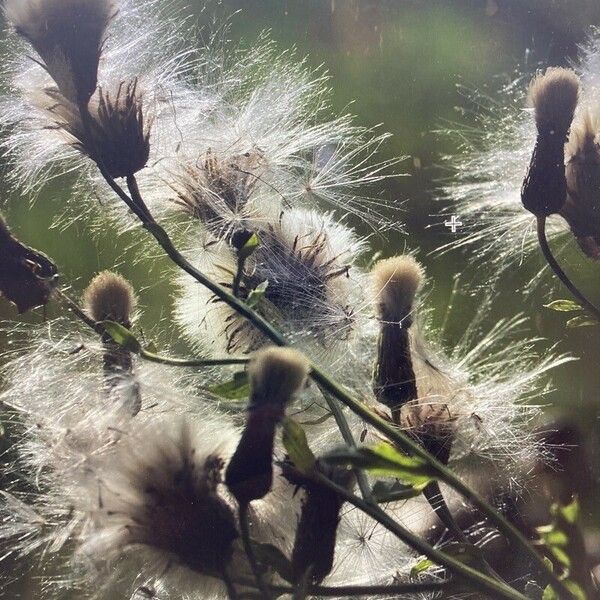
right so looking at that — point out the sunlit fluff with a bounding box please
[175,208,369,358]
[0,0,403,234]
[437,31,600,279]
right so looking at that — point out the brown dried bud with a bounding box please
[225,347,309,505]
[0,216,58,313]
[282,460,354,584]
[521,68,580,216]
[371,256,423,421]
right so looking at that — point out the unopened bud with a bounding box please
[225,347,309,505]
[521,67,580,216]
[371,256,423,422]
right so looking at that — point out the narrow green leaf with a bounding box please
[566,316,597,328]
[247,280,269,308]
[238,232,261,261]
[371,479,427,503]
[323,443,435,486]
[555,498,580,525]
[543,581,586,600]
[282,418,315,474]
[410,558,434,577]
[102,321,142,353]
[544,300,582,312]
[208,371,250,400]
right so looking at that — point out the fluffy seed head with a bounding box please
[528,67,580,134]
[372,255,424,323]
[42,80,152,178]
[83,270,137,326]
[5,0,117,102]
[248,347,310,407]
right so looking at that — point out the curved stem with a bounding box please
[140,348,249,368]
[239,504,272,600]
[87,166,569,598]
[312,472,527,600]
[537,216,600,321]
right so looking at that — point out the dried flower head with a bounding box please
[83,270,137,326]
[563,110,600,258]
[4,0,117,103]
[176,209,367,356]
[42,80,152,179]
[371,255,424,420]
[282,460,354,584]
[521,67,580,217]
[0,214,58,313]
[226,347,309,504]
[173,149,264,239]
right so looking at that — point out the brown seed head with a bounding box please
[83,270,137,326]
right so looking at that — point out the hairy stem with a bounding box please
[537,215,600,321]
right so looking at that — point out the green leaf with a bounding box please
[253,543,294,582]
[371,479,427,503]
[544,300,582,312]
[323,443,435,486]
[247,280,269,308]
[555,498,580,525]
[238,232,261,261]
[410,558,434,577]
[566,315,597,328]
[282,417,315,475]
[543,581,586,600]
[102,321,142,353]
[208,371,250,400]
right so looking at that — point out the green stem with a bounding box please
[318,386,375,505]
[312,472,527,600]
[537,216,600,321]
[88,165,568,598]
[140,348,249,368]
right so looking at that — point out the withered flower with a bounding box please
[371,255,423,423]
[225,347,309,505]
[0,215,58,313]
[44,80,152,179]
[282,460,354,584]
[521,67,580,216]
[5,0,117,103]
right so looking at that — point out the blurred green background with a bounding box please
[2,0,600,597]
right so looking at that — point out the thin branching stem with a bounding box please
[80,129,572,598]
[537,215,600,321]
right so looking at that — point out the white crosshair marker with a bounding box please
[444,215,463,233]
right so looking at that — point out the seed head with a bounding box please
[371,255,423,324]
[4,0,117,103]
[226,347,309,504]
[43,80,152,179]
[248,346,310,408]
[82,270,137,326]
[528,67,580,134]
[521,68,580,217]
